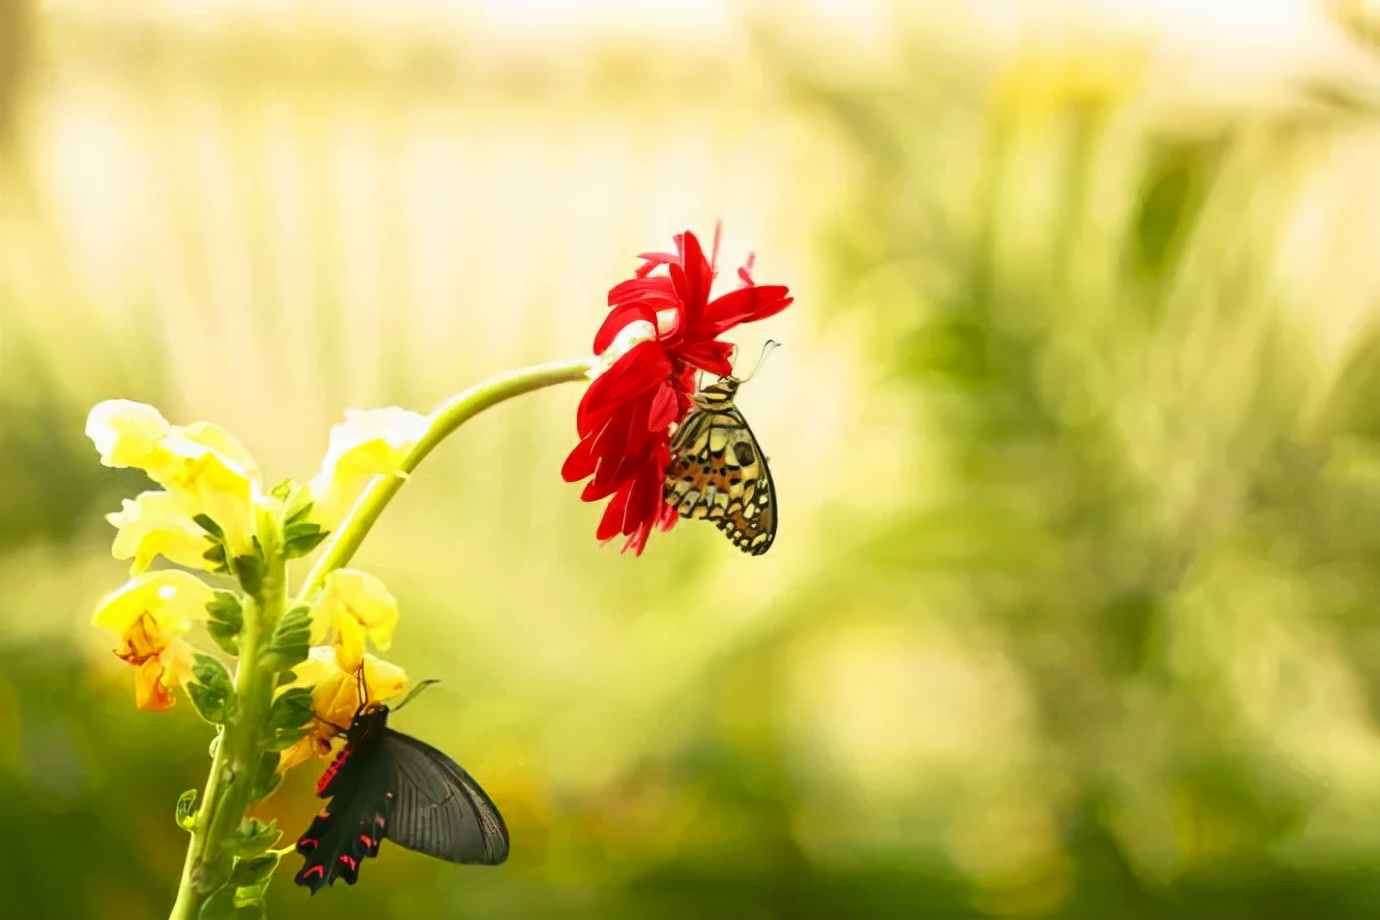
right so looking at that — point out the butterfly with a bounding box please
[294,680,508,893]
[664,344,779,556]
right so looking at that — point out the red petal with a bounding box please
[633,249,680,279]
[669,231,713,327]
[596,486,630,541]
[672,339,735,377]
[737,251,757,286]
[608,276,678,310]
[584,385,677,499]
[694,286,792,339]
[575,342,672,435]
[561,436,597,483]
[647,380,681,432]
[584,404,640,497]
[592,302,658,355]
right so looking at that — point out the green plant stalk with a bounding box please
[297,356,593,599]
[167,356,592,919]
[168,542,285,920]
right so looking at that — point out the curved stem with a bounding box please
[297,356,592,599]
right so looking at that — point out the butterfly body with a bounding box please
[294,704,508,893]
[665,376,777,555]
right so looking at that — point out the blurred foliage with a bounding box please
[2,3,1379,919]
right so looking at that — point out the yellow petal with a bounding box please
[277,734,330,773]
[277,647,409,772]
[311,569,399,673]
[92,570,214,636]
[158,437,259,556]
[308,407,428,529]
[125,636,198,712]
[180,421,261,481]
[133,657,176,711]
[107,492,216,573]
[86,400,264,557]
[86,400,173,470]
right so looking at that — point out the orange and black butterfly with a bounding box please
[665,343,778,555]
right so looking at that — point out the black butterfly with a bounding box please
[294,693,509,893]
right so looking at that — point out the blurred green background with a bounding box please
[2,1,1379,918]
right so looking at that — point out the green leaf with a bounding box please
[199,852,279,916]
[203,541,229,573]
[187,655,235,725]
[266,687,314,732]
[197,885,236,920]
[175,789,198,831]
[282,483,316,526]
[192,513,225,540]
[226,818,281,858]
[269,478,295,501]
[206,591,244,656]
[230,852,279,889]
[231,548,265,599]
[282,521,329,559]
[262,687,315,751]
[259,606,311,673]
[249,751,282,804]
[198,884,263,920]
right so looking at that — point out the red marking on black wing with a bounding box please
[315,745,351,796]
[381,730,509,865]
[294,715,393,894]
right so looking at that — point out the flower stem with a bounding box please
[168,542,286,920]
[297,356,593,599]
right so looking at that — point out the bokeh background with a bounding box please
[2,1,1379,918]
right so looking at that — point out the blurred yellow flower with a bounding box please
[308,407,428,529]
[87,399,264,560]
[277,647,409,772]
[107,492,216,573]
[92,571,214,711]
[308,569,399,672]
[988,38,1148,126]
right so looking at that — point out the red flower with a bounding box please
[562,228,792,554]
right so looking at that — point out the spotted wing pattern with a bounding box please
[665,395,777,555]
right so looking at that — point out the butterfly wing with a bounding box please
[666,403,777,555]
[294,734,392,893]
[381,730,510,865]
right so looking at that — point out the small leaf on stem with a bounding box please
[187,655,236,725]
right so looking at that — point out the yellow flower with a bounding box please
[277,647,409,772]
[308,407,428,529]
[107,492,216,573]
[92,571,214,711]
[85,399,173,469]
[308,569,399,673]
[87,400,264,561]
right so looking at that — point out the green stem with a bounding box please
[297,356,593,599]
[168,546,286,920]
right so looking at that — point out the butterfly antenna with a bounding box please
[738,339,781,383]
[354,664,369,715]
[392,679,441,713]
